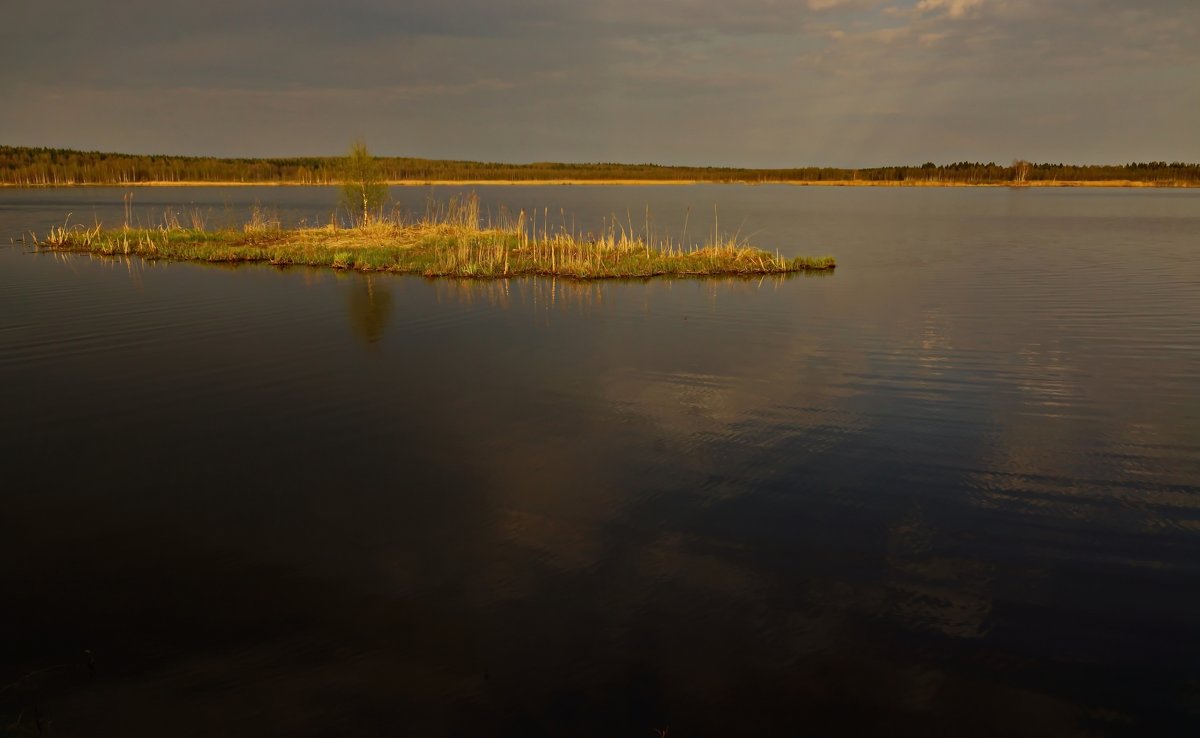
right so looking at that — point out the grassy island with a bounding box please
[33,198,835,279]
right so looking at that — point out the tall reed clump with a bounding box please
[33,194,836,279]
[38,215,102,250]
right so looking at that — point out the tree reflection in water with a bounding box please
[345,275,393,347]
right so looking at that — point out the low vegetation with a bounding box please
[32,196,836,279]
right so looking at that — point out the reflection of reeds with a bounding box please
[34,194,836,279]
[433,272,808,315]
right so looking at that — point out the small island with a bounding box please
[32,143,834,279]
[33,198,835,280]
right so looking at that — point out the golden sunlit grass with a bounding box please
[33,196,836,279]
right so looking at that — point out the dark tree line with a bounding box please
[1,146,1197,186]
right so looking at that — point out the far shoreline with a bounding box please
[1,180,1197,189]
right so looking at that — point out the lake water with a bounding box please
[2,185,1199,737]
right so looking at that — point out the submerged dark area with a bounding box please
[2,186,1199,737]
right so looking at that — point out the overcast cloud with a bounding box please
[1,0,1196,166]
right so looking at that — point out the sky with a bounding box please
[1,0,1197,167]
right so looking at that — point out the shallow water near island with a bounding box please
[2,185,1199,737]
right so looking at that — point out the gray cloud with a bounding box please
[1,0,1196,165]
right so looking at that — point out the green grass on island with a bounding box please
[33,197,836,279]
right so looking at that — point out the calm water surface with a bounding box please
[2,186,1199,736]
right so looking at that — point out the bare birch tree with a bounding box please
[1012,159,1032,184]
[340,139,390,225]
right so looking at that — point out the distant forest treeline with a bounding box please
[2,146,1198,186]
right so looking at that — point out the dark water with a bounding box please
[2,186,1199,737]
